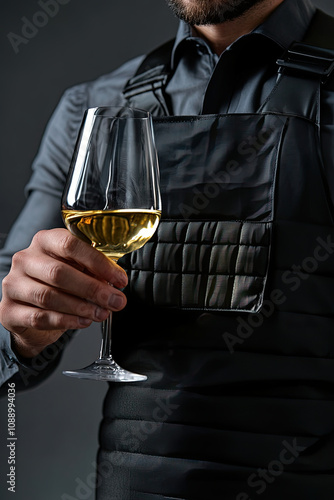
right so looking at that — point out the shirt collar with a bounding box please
[171,0,316,68]
[255,0,316,49]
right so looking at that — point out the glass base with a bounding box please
[62,358,147,382]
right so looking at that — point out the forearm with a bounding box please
[0,325,75,395]
[0,191,70,391]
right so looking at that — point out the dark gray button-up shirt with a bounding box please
[1,0,333,389]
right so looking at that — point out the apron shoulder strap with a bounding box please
[276,9,334,85]
[261,9,334,119]
[130,38,175,79]
[122,39,175,115]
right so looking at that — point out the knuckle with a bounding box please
[11,250,25,268]
[29,310,47,330]
[34,287,53,308]
[77,300,93,317]
[52,313,78,332]
[2,274,21,302]
[51,315,66,330]
[1,274,11,292]
[31,229,47,247]
[47,263,64,285]
[89,282,109,305]
[60,233,80,257]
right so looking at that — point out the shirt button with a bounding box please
[195,42,207,55]
[4,351,15,367]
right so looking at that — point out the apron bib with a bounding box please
[122,112,284,313]
[97,26,334,500]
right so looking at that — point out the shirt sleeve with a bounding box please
[0,85,89,391]
[0,56,144,392]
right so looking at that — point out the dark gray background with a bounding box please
[0,1,333,499]
[0,2,177,499]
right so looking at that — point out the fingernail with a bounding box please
[117,271,128,287]
[79,317,91,327]
[95,307,109,321]
[108,294,124,310]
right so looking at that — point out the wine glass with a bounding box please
[61,106,161,381]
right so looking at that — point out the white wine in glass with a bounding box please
[62,209,160,261]
[61,106,161,382]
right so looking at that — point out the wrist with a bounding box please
[10,332,46,360]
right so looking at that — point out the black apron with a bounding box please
[96,11,334,500]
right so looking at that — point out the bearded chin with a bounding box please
[166,0,266,25]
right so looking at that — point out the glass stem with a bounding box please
[99,259,118,362]
[99,313,113,360]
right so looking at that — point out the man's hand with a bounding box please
[0,228,128,358]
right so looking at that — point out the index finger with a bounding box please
[34,229,128,289]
